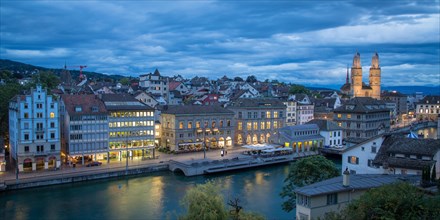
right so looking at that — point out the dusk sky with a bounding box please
[1,0,439,88]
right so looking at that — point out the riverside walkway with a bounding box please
[0,147,317,191]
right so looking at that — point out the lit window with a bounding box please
[274,112,278,118]
[238,122,242,130]
[260,122,265,130]
[50,112,55,118]
[179,122,184,129]
[337,114,342,118]
[347,114,351,119]
[348,156,359,164]
[266,111,271,118]
[247,122,252,130]
[188,122,192,129]
[253,122,258,130]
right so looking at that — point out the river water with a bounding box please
[0,159,341,220]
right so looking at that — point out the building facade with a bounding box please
[101,94,156,161]
[283,100,297,126]
[307,119,343,148]
[161,105,235,152]
[227,98,286,145]
[60,94,109,165]
[274,124,324,153]
[416,95,440,121]
[333,97,390,139]
[382,91,408,122]
[9,85,61,171]
[139,69,169,102]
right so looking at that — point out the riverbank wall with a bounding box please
[2,163,169,191]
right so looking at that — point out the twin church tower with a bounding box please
[340,52,381,100]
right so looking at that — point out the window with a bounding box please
[179,134,184,138]
[51,132,55,139]
[219,120,223,127]
[361,147,364,151]
[253,122,258,130]
[179,122,184,129]
[253,112,258,118]
[238,112,242,119]
[247,112,252,119]
[261,112,265,118]
[196,121,200,128]
[50,112,55,118]
[24,146,29,152]
[266,122,271,129]
[260,122,265,130]
[227,120,231,126]
[50,122,55,128]
[266,111,271,118]
[347,114,351,119]
[327,193,338,205]
[274,112,278,118]
[337,114,342,118]
[24,122,29,129]
[348,156,359,164]
[24,103,29,109]
[51,144,55,150]
[50,103,54,108]
[37,113,43,118]
[247,122,252,130]
[24,113,29,119]
[188,122,192,129]
[24,133,29,140]
[36,103,43,109]
[238,122,242,130]
[273,121,278,129]
[371,146,377,153]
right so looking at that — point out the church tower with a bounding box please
[369,52,381,99]
[351,52,363,98]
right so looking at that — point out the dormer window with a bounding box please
[92,106,98,112]
[75,106,82,112]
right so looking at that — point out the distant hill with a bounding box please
[0,59,125,82]
[382,86,440,95]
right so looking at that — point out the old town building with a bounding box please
[9,85,61,171]
[227,98,286,145]
[161,105,235,152]
[333,97,390,139]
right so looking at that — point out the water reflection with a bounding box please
[417,127,438,139]
[0,161,341,220]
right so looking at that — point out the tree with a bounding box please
[119,77,130,86]
[333,182,440,220]
[0,82,23,136]
[288,84,309,95]
[180,180,228,220]
[245,75,257,83]
[234,77,244,82]
[180,181,266,220]
[30,71,60,90]
[280,155,339,212]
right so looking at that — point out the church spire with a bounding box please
[346,64,349,84]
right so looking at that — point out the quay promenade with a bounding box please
[0,147,317,191]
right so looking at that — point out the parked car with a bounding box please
[86,161,102,167]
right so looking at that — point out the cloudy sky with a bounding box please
[1,0,439,88]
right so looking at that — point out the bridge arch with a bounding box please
[171,167,188,176]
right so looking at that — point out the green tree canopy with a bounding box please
[288,84,310,95]
[119,77,131,86]
[245,75,257,83]
[280,155,339,212]
[179,180,266,220]
[329,182,440,220]
[234,77,244,82]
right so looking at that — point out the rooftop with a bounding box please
[307,119,342,131]
[162,105,234,115]
[295,174,420,197]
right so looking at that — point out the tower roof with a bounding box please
[352,52,361,68]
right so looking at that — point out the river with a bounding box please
[0,159,341,220]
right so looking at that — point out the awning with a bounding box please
[178,142,203,146]
[262,147,293,153]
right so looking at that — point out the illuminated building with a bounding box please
[101,94,155,160]
[333,97,390,140]
[9,84,61,172]
[60,94,109,165]
[274,124,324,153]
[415,95,440,121]
[161,105,234,152]
[227,98,286,145]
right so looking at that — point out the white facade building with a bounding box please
[284,100,297,126]
[341,135,385,174]
[9,85,61,171]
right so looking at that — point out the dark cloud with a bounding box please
[0,0,438,87]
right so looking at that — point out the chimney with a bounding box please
[343,167,350,187]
